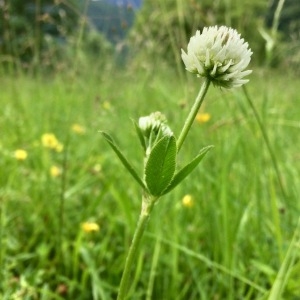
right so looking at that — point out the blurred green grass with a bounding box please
[1,65,300,299]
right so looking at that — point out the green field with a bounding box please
[1,61,300,299]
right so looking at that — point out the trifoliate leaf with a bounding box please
[100,131,147,190]
[162,145,213,195]
[145,135,177,196]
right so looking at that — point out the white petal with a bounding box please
[181,25,252,88]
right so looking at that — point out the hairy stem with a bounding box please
[177,78,211,152]
[117,194,157,300]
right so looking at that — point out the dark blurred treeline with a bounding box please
[0,0,299,72]
[128,0,300,70]
[0,0,128,71]
[86,0,135,44]
[0,0,79,68]
[266,0,300,36]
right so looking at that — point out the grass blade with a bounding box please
[267,218,300,300]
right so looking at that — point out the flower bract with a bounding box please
[181,26,252,88]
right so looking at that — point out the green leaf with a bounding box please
[145,135,177,196]
[100,131,147,190]
[132,119,146,152]
[162,145,213,195]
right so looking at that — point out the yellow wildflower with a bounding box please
[81,222,100,233]
[196,113,211,124]
[42,133,58,148]
[92,164,102,174]
[102,101,111,110]
[182,194,194,208]
[50,165,62,177]
[41,133,63,152]
[71,124,86,134]
[55,142,64,152]
[14,149,28,160]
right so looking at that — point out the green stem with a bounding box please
[271,0,286,38]
[242,85,287,200]
[117,193,157,300]
[177,78,211,152]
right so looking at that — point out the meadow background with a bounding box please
[1,0,300,299]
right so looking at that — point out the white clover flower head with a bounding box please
[181,25,253,88]
[138,112,173,138]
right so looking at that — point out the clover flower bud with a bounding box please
[138,112,173,138]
